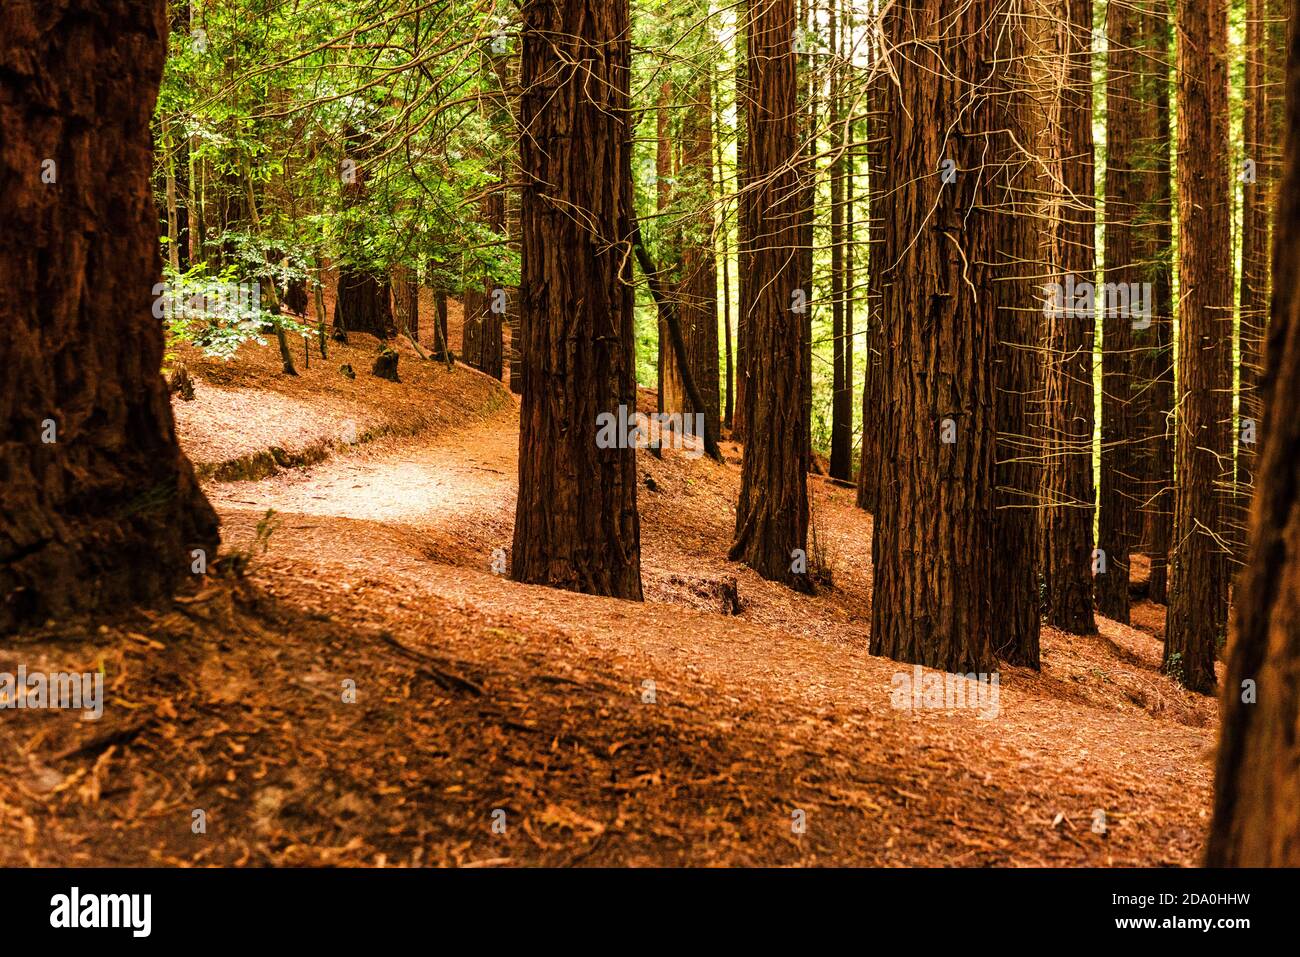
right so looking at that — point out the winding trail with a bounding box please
[198,395,1216,866]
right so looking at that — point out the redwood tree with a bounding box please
[1165,0,1233,693]
[869,0,1007,673]
[1206,0,1300,860]
[1035,0,1097,635]
[669,74,722,445]
[1,0,218,632]
[511,0,642,600]
[729,0,811,591]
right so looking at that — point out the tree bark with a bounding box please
[1165,0,1233,694]
[1137,6,1175,603]
[665,75,721,445]
[828,0,852,482]
[990,4,1043,668]
[869,0,1005,673]
[729,0,811,592]
[511,0,642,600]
[1033,0,1097,635]
[1,0,218,632]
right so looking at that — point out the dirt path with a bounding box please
[188,396,1216,867]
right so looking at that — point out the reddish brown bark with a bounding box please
[511,0,642,600]
[1,0,218,632]
[1165,0,1233,693]
[729,0,810,591]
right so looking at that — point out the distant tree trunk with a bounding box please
[1206,0,1300,861]
[432,290,452,364]
[732,5,751,443]
[0,0,219,632]
[669,74,721,443]
[828,0,852,481]
[334,267,394,339]
[511,0,642,600]
[1165,0,1233,693]
[332,125,393,340]
[730,0,810,591]
[797,0,814,475]
[1097,0,1148,623]
[1233,0,1285,572]
[869,0,1002,673]
[655,80,681,416]
[716,85,735,430]
[1134,5,1176,603]
[392,266,419,341]
[856,15,885,513]
[1034,0,1097,635]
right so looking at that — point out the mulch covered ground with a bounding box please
[0,335,1219,866]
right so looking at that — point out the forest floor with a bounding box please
[0,315,1221,866]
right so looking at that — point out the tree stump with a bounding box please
[371,347,400,382]
[168,361,195,400]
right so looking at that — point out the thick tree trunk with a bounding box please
[511,0,642,600]
[1206,0,1300,862]
[332,124,393,341]
[869,0,1004,673]
[1,0,218,632]
[729,0,811,592]
[1165,0,1233,694]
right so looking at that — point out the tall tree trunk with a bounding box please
[1,0,218,632]
[656,80,679,415]
[1234,0,1286,573]
[1097,0,1157,623]
[991,3,1043,667]
[1138,5,1176,603]
[729,0,810,591]
[1206,0,1300,861]
[733,4,751,443]
[670,74,721,444]
[511,0,642,600]
[716,82,735,431]
[1034,0,1097,635]
[334,268,394,340]
[392,265,419,341]
[856,2,885,513]
[828,0,852,481]
[869,0,1004,673]
[1165,0,1233,693]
